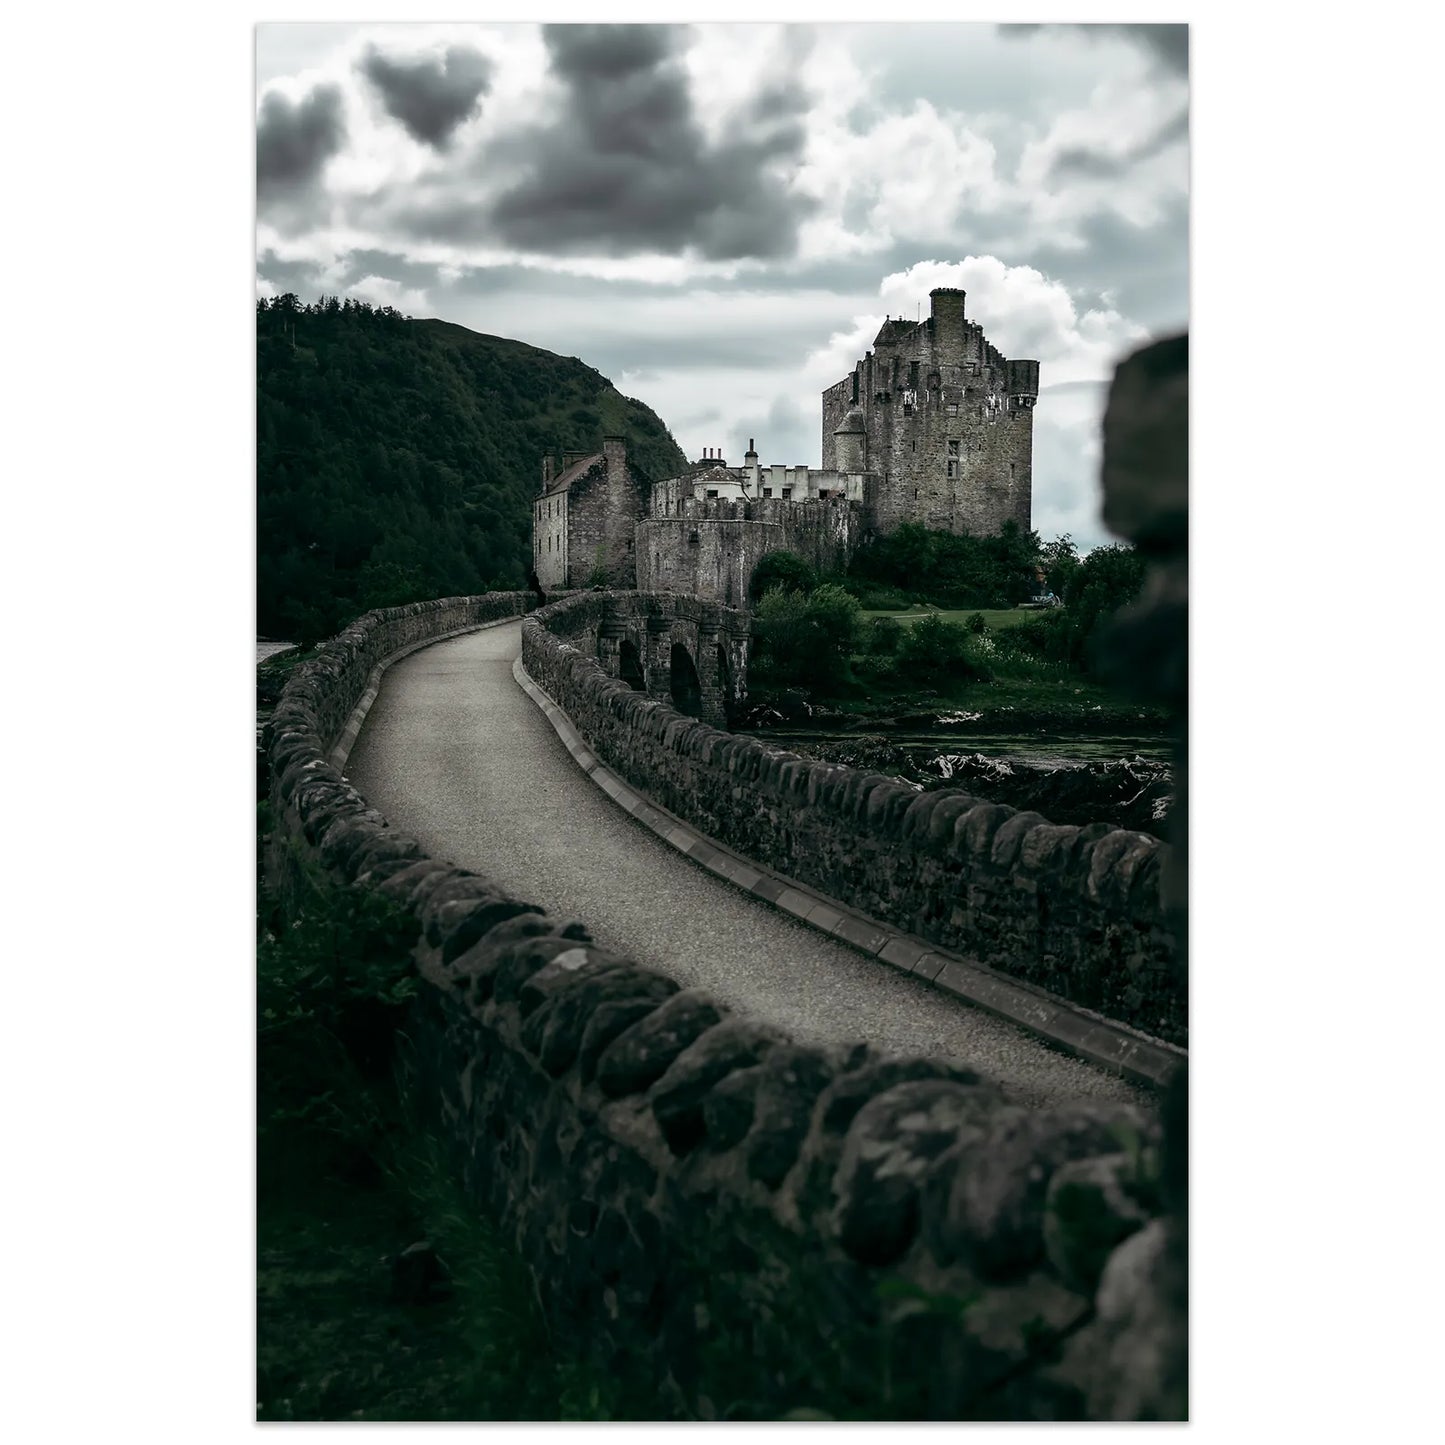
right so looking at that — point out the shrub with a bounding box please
[804,582,862,661]
[897,614,991,684]
[864,615,904,656]
[749,550,817,604]
[853,654,898,683]
[754,582,861,688]
[964,612,987,635]
[844,581,911,611]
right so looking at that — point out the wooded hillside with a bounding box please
[257,296,687,641]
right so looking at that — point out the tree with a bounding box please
[753,582,861,688]
[749,550,817,604]
[1041,534,1081,598]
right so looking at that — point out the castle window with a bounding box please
[763,487,773,498]
[946,403,959,416]
[782,488,792,499]
[947,440,960,458]
[903,403,913,416]
[706,489,719,499]
[947,461,959,480]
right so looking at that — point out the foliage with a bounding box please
[990,544,1147,679]
[1041,534,1081,598]
[846,520,1043,609]
[864,615,904,656]
[754,582,862,687]
[896,614,991,685]
[257,295,686,643]
[1063,543,1147,635]
[964,611,987,635]
[836,578,911,611]
[257,863,620,1421]
[804,582,862,659]
[748,549,817,603]
[258,877,421,1138]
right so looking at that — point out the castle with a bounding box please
[532,287,1039,608]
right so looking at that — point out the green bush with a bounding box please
[754,582,862,688]
[805,582,862,660]
[964,612,987,635]
[896,614,991,684]
[846,519,1042,610]
[864,615,904,656]
[749,550,817,604]
[844,581,912,611]
[853,654,898,683]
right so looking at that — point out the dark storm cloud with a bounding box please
[478,23,816,261]
[1048,108,1189,183]
[1024,196,1190,334]
[1003,23,1188,77]
[359,44,493,148]
[257,248,446,302]
[256,83,346,199]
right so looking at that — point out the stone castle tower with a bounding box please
[820,287,1039,536]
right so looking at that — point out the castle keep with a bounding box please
[533,288,1039,606]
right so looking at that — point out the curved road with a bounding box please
[346,623,1145,1111]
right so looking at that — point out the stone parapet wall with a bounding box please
[523,594,1183,1047]
[263,589,1185,1421]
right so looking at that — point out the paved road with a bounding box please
[345,623,1146,1111]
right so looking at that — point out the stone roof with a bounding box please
[695,465,737,484]
[873,317,918,347]
[545,452,603,495]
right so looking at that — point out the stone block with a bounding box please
[595,988,726,1098]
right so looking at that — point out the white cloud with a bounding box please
[347,274,432,314]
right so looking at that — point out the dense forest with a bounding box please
[257,296,687,642]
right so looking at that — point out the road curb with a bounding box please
[512,654,1186,1092]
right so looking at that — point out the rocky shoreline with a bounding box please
[741,734,1173,840]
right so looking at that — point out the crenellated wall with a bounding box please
[263,589,1185,1421]
[636,495,864,606]
[523,594,1182,1047]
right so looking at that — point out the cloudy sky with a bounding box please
[257,21,1188,550]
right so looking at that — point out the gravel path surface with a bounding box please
[345,623,1147,1111]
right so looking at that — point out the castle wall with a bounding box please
[637,497,863,604]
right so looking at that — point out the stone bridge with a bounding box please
[540,590,751,728]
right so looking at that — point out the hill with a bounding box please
[257,296,687,642]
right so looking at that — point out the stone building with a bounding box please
[533,287,1038,604]
[532,436,648,590]
[821,287,1039,536]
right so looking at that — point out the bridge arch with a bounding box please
[668,642,702,717]
[619,637,646,692]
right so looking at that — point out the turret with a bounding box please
[834,406,867,473]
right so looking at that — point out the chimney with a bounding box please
[541,454,554,490]
[929,287,967,355]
